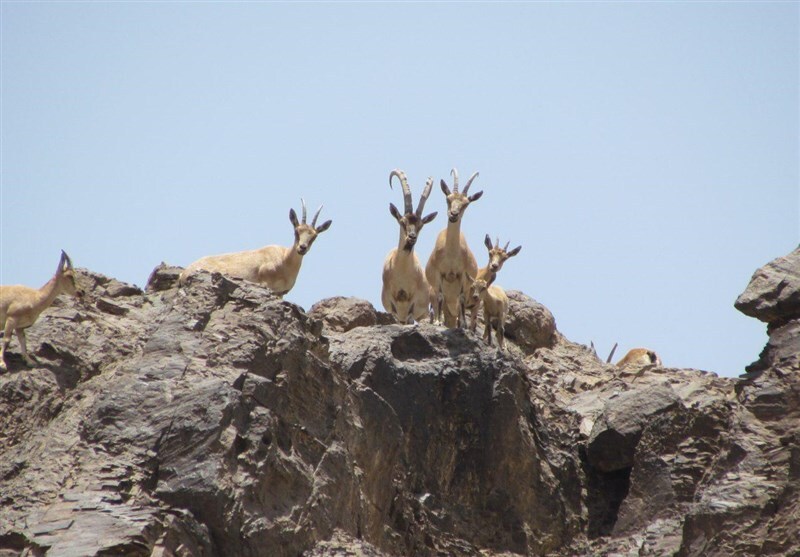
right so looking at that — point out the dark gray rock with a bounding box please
[735,246,800,325]
[587,384,681,473]
[503,290,557,354]
[145,262,183,292]
[308,296,387,333]
[1,255,799,557]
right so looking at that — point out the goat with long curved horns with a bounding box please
[425,168,484,327]
[381,170,438,324]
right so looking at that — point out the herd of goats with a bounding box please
[0,168,661,372]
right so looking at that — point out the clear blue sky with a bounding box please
[1,2,797,377]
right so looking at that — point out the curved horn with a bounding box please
[495,237,500,249]
[58,250,71,271]
[389,170,413,214]
[450,168,459,193]
[416,177,434,218]
[311,205,324,227]
[300,198,308,223]
[503,240,510,251]
[463,171,479,195]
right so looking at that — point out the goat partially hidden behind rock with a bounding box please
[466,274,509,350]
[0,250,83,371]
[179,200,332,297]
[616,348,662,369]
[467,235,521,332]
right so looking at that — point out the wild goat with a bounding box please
[615,347,662,368]
[0,251,83,371]
[466,275,508,350]
[179,200,332,297]
[381,170,438,323]
[466,235,521,332]
[425,168,484,328]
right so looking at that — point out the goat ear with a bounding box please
[484,235,493,251]
[289,209,300,227]
[440,180,451,196]
[421,211,438,225]
[507,246,522,257]
[389,203,402,221]
[468,191,483,203]
[315,220,332,233]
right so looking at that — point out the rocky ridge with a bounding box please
[0,247,797,556]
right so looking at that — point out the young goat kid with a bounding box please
[425,168,484,328]
[466,274,508,350]
[0,250,83,371]
[466,235,521,332]
[179,200,332,297]
[381,170,438,323]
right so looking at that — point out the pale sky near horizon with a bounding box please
[1,1,797,378]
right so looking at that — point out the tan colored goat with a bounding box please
[425,168,484,328]
[381,170,438,323]
[466,235,521,332]
[179,200,332,296]
[615,348,662,368]
[465,275,508,350]
[0,251,83,371]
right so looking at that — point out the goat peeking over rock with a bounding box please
[616,347,662,369]
[179,199,332,297]
[0,250,83,371]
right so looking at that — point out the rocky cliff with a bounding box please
[1,248,798,557]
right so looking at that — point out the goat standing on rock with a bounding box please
[425,168,484,328]
[466,274,509,350]
[179,199,332,297]
[466,235,521,332]
[0,250,83,371]
[381,170,438,324]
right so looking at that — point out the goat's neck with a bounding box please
[476,266,496,284]
[35,274,63,310]
[444,219,463,253]
[284,245,304,274]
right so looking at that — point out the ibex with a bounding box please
[381,170,438,323]
[425,168,484,327]
[615,347,662,368]
[179,199,332,297]
[0,250,83,371]
[465,274,508,350]
[466,235,521,332]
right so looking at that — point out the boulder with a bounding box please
[503,290,557,353]
[308,296,392,333]
[735,245,800,325]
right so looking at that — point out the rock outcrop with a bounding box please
[0,249,798,556]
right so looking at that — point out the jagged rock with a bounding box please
[146,262,183,292]
[735,245,800,325]
[503,290,556,354]
[308,296,393,333]
[0,253,798,557]
[587,384,681,473]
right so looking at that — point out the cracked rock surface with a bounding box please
[1,250,798,556]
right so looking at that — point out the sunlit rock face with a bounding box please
[0,250,798,556]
